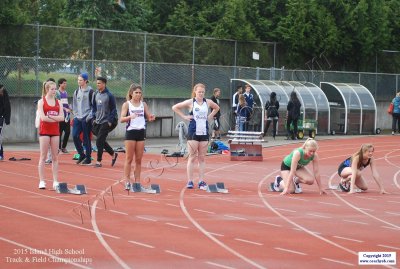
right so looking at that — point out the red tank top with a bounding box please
[39,97,60,136]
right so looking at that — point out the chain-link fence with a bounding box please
[0,24,399,101]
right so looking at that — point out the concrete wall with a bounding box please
[3,97,232,142]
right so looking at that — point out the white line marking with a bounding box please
[275,207,296,213]
[0,205,119,239]
[307,213,331,219]
[343,219,369,225]
[166,188,180,192]
[234,238,263,246]
[140,198,159,203]
[166,203,180,207]
[357,207,374,212]
[388,200,400,204]
[194,208,216,214]
[288,196,308,202]
[275,247,307,255]
[333,235,363,243]
[377,244,400,250]
[205,261,236,269]
[216,197,236,203]
[224,215,247,220]
[381,225,400,231]
[321,257,354,266]
[235,189,252,193]
[318,201,340,206]
[256,221,282,227]
[165,222,189,229]
[385,211,400,216]
[0,236,92,269]
[109,210,128,215]
[207,232,224,237]
[244,203,264,208]
[128,240,154,248]
[136,216,157,222]
[356,196,378,201]
[164,250,194,259]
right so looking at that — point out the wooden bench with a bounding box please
[227,131,263,161]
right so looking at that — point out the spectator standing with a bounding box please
[231,85,242,130]
[210,88,221,140]
[0,84,11,161]
[286,91,301,140]
[89,77,118,168]
[57,78,71,153]
[390,92,400,135]
[236,94,250,131]
[243,84,254,131]
[72,73,94,165]
[264,92,279,139]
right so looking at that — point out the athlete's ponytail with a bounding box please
[302,138,318,150]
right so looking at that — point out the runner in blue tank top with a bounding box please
[172,83,220,190]
[337,144,387,194]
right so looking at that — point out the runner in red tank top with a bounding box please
[37,80,64,190]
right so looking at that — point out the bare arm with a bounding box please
[38,99,64,122]
[207,99,220,121]
[143,102,156,121]
[172,99,193,121]
[312,154,326,195]
[119,102,130,123]
[370,157,388,194]
[349,156,359,194]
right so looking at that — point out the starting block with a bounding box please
[227,131,263,161]
[207,182,228,193]
[126,182,160,194]
[56,183,87,195]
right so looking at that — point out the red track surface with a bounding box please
[0,136,399,269]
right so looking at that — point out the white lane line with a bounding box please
[343,219,369,225]
[205,261,236,269]
[288,197,309,202]
[358,208,374,212]
[136,216,157,222]
[381,225,400,231]
[377,244,400,250]
[165,222,189,229]
[356,196,378,201]
[109,210,128,216]
[235,189,252,193]
[234,238,263,246]
[275,208,296,213]
[256,221,282,227]
[318,201,340,206]
[224,215,247,221]
[194,208,216,214]
[0,236,92,269]
[307,213,331,219]
[207,232,224,237]
[333,235,364,243]
[166,188,180,192]
[216,198,236,203]
[388,200,400,204]
[166,203,180,207]
[275,247,307,256]
[164,250,194,259]
[140,198,159,203]
[292,228,321,235]
[385,211,400,216]
[244,203,264,208]
[128,240,155,249]
[0,204,119,239]
[321,257,354,266]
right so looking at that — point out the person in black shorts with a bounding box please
[337,144,387,194]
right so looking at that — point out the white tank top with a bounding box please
[126,101,146,130]
[192,99,208,135]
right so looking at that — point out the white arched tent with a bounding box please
[320,82,377,134]
[231,79,330,135]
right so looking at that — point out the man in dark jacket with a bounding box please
[0,85,11,160]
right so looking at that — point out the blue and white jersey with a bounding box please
[188,98,208,135]
[126,101,146,130]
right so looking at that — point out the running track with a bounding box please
[0,136,399,268]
